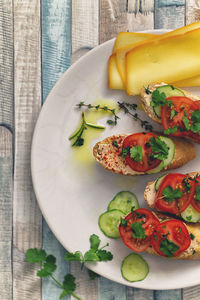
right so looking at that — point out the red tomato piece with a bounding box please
[155,173,195,214]
[161,96,200,141]
[190,175,200,213]
[152,220,191,257]
[119,208,160,252]
[122,132,161,172]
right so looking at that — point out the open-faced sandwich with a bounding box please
[141,83,200,144]
[144,172,200,223]
[93,132,196,175]
[119,208,200,260]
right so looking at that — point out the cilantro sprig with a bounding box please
[160,238,179,257]
[149,136,169,160]
[150,89,172,108]
[162,186,183,202]
[195,185,200,201]
[131,222,146,240]
[26,234,113,300]
[130,145,143,162]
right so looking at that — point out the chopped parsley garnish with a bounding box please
[170,109,177,120]
[182,116,190,130]
[164,127,178,135]
[131,222,146,240]
[195,185,200,201]
[186,215,192,221]
[162,186,183,202]
[149,136,169,160]
[191,122,200,134]
[191,110,200,123]
[150,89,172,108]
[120,218,128,227]
[112,140,119,149]
[182,176,192,194]
[190,233,195,240]
[160,238,180,257]
[130,145,143,162]
[121,147,130,158]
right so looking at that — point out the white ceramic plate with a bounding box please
[31,30,200,290]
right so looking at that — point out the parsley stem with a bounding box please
[71,292,82,300]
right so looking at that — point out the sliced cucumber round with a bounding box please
[108,191,139,214]
[147,161,164,174]
[121,253,149,282]
[98,209,125,239]
[155,174,168,191]
[181,204,200,223]
[159,136,175,167]
[153,85,184,118]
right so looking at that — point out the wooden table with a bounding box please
[1,0,200,299]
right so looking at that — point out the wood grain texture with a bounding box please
[126,287,154,300]
[13,1,42,299]
[154,290,182,300]
[0,128,12,300]
[41,1,71,299]
[99,0,154,44]
[70,1,99,299]
[154,0,185,29]
[98,277,126,300]
[0,0,13,131]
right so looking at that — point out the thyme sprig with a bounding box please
[117,102,153,131]
[76,102,120,125]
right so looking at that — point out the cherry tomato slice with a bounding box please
[119,208,160,252]
[155,173,195,214]
[190,175,200,213]
[152,220,191,257]
[122,133,161,172]
[161,96,200,141]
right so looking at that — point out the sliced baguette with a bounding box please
[144,171,200,210]
[140,83,200,144]
[145,211,200,260]
[93,133,196,175]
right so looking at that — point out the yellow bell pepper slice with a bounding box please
[126,28,200,95]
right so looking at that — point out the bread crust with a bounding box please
[140,83,200,144]
[145,212,200,260]
[93,133,196,175]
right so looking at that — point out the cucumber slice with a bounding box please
[147,161,164,174]
[159,136,175,167]
[108,191,139,214]
[121,253,149,282]
[181,204,200,223]
[155,174,167,191]
[98,209,125,238]
[153,85,184,118]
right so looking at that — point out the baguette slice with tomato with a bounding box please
[119,208,200,260]
[141,83,200,144]
[144,172,200,223]
[93,132,196,175]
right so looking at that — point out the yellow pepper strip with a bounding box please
[126,28,200,95]
[108,54,125,90]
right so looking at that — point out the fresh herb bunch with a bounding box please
[26,234,113,300]
[162,186,183,202]
[69,112,105,146]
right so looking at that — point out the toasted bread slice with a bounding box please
[144,171,200,210]
[145,212,200,260]
[93,134,196,175]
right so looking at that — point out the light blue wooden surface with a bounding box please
[40,0,196,299]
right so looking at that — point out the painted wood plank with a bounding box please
[99,0,154,44]
[0,128,12,300]
[98,277,126,300]
[182,3,200,299]
[41,1,72,300]
[154,0,185,29]
[13,1,42,299]
[70,1,99,299]
[0,0,13,131]
[154,290,181,300]
[126,287,154,300]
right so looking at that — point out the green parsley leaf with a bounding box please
[182,116,190,130]
[190,233,195,240]
[170,109,176,120]
[88,269,100,280]
[89,234,101,251]
[120,217,128,227]
[112,140,119,149]
[195,185,200,201]
[191,122,200,133]
[149,136,169,160]
[162,185,183,202]
[37,269,51,278]
[191,110,200,123]
[160,239,179,257]
[164,127,178,135]
[150,89,166,107]
[84,250,100,262]
[60,274,76,298]
[65,251,82,262]
[130,145,143,162]
[26,248,47,263]
[96,249,113,261]
[121,147,130,158]
[131,222,146,240]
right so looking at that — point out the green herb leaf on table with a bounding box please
[162,186,183,202]
[90,234,101,251]
[131,222,146,240]
[160,238,179,257]
[26,248,47,263]
[130,145,143,162]
[88,269,100,280]
[149,136,169,160]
